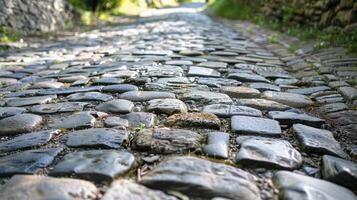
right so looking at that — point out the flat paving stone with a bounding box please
[104,117,129,128]
[50,150,135,181]
[202,104,262,117]
[142,156,260,200]
[221,86,261,98]
[0,148,62,177]
[96,99,134,114]
[231,116,282,135]
[203,131,229,159]
[179,49,204,56]
[181,90,233,104]
[188,66,221,77]
[146,98,188,114]
[322,155,357,189]
[0,130,57,152]
[235,136,302,169]
[338,86,357,101]
[67,92,113,102]
[166,112,221,129]
[268,111,324,127]
[0,175,98,200]
[292,124,349,158]
[0,107,27,119]
[102,84,139,93]
[50,112,96,129]
[30,81,64,89]
[94,77,124,85]
[0,114,43,136]
[319,102,348,113]
[37,86,103,95]
[6,95,56,107]
[66,128,129,148]
[166,60,193,66]
[237,98,291,111]
[30,102,88,114]
[120,91,175,101]
[134,128,202,154]
[274,171,356,200]
[228,72,270,83]
[197,77,241,87]
[102,179,178,200]
[197,61,227,68]
[123,112,157,128]
[262,91,314,108]
[249,82,280,92]
[287,86,330,95]
[327,110,357,126]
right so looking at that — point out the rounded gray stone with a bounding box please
[96,99,134,114]
[0,114,43,136]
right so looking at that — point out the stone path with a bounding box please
[0,3,356,200]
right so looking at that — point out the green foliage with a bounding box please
[209,0,256,20]
[0,27,21,43]
[267,33,279,44]
[134,123,146,132]
[208,0,357,53]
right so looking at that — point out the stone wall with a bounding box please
[0,0,78,34]
[260,0,356,30]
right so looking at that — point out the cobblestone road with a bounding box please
[0,4,356,200]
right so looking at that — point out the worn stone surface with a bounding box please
[0,107,27,119]
[123,112,157,128]
[0,130,56,152]
[231,116,282,135]
[0,148,62,176]
[142,156,261,199]
[262,91,314,108]
[181,90,233,104]
[293,124,348,158]
[197,77,241,87]
[268,111,324,127]
[338,86,357,101]
[120,91,175,101]
[322,155,357,189]
[274,171,357,200]
[237,98,291,111]
[203,131,229,159]
[50,112,96,129]
[102,84,139,93]
[147,98,188,114]
[30,102,88,114]
[166,112,221,129]
[6,95,56,107]
[67,92,113,102]
[0,4,356,199]
[235,136,302,169]
[66,128,129,148]
[202,104,262,117]
[96,99,134,114]
[134,128,202,154]
[51,150,135,181]
[0,114,42,136]
[0,175,98,200]
[188,66,221,77]
[228,72,270,83]
[221,86,261,98]
[104,117,129,128]
[102,179,178,200]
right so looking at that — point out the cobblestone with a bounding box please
[0,3,356,199]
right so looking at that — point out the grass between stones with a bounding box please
[208,0,357,53]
